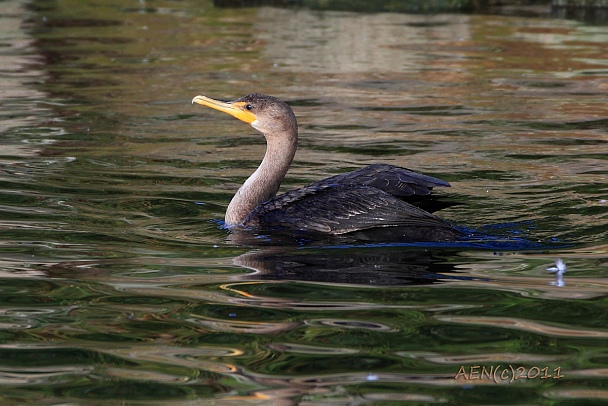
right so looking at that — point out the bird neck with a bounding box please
[225,132,297,226]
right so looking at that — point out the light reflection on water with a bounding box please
[1,0,608,403]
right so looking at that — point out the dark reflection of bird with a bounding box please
[234,246,462,286]
[192,93,460,242]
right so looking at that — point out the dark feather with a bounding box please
[313,163,449,195]
[244,164,459,241]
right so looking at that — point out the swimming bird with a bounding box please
[192,93,460,241]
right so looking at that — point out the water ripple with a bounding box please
[436,316,608,338]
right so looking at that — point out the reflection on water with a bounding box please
[258,10,472,74]
[233,246,463,285]
[1,0,608,403]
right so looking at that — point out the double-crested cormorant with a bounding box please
[192,93,460,241]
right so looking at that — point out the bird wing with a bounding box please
[313,163,450,197]
[244,184,453,235]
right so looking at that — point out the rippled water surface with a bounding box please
[1,0,608,404]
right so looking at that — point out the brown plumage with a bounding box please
[192,93,460,242]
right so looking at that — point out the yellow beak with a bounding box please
[191,95,257,124]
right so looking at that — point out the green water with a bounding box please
[1,0,608,404]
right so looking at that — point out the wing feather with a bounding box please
[241,163,457,240]
[245,184,453,235]
[315,163,450,197]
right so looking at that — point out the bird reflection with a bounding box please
[233,246,468,286]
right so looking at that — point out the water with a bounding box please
[1,0,608,404]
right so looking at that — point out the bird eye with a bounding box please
[245,104,253,110]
